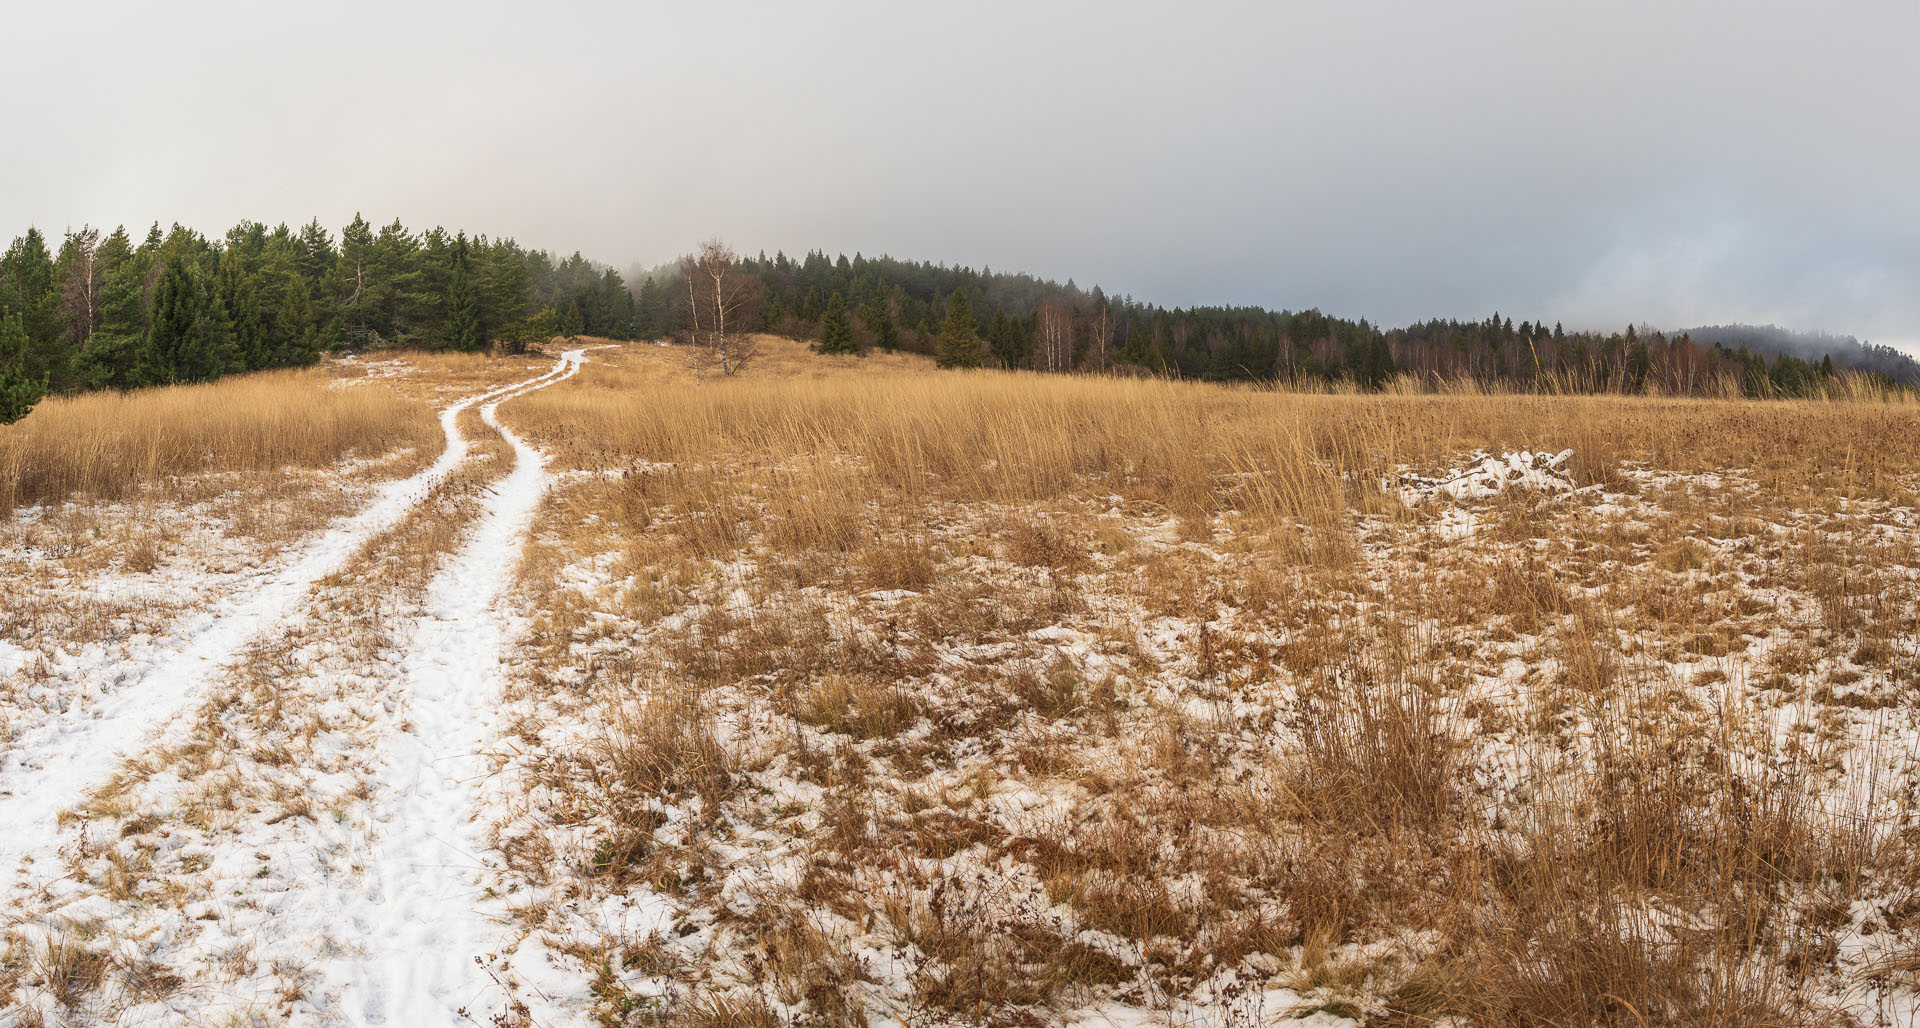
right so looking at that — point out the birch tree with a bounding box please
[683,239,755,376]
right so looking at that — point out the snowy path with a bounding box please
[338,349,585,1026]
[0,355,580,893]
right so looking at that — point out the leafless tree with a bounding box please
[683,239,756,377]
[1089,297,1113,372]
[1036,297,1075,373]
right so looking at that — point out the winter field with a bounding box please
[1,337,1918,1027]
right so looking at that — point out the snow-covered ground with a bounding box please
[4,347,1919,1028]
[337,349,585,1025]
[0,350,590,1025]
[0,357,582,900]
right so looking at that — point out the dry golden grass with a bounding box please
[512,337,1920,549]
[335,348,556,405]
[0,367,439,514]
[507,338,1920,1025]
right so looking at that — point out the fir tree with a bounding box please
[817,291,858,354]
[936,292,986,368]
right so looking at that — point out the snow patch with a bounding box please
[1398,449,1574,504]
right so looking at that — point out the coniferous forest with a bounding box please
[6,223,1916,424]
[629,249,1919,396]
[0,218,634,421]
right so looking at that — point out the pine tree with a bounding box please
[817,292,858,354]
[296,219,336,286]
[936,292,986,369]
[338,214,374,348]
[476,240,534,337]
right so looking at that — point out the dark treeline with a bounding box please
[629,249,1917,396]
[0,218,635,421]
[10,228,1912,424]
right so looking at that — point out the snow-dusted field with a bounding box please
[1,350,584,1025]
[3,340,1919,1028]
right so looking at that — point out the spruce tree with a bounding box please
[75,233,148,389]
[216,248,268,370]
[817,292,858,354]
[279,274,321,365]
[140,254,208,384]
[0,314,45,423]
[445,235,483,352]
[918,297,941,338]
[936,292,986,369]
[987,308,1030,368]
[858,294,897,351]
[1361,336,1395,390]
[1,229,61,387]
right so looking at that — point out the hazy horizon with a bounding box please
[8,1,1919,356]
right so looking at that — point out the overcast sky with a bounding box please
[8,0,1919,351]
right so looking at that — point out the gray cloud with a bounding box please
[8,0,1919,353]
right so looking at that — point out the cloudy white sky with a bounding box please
[8,0,1919,352]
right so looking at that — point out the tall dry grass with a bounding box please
[499,338,1920,1027]
[0,369,439,514]
[510,338,1920,537]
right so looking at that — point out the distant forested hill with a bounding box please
[6,222,1910,426]
[630,249,1909,398]
[1678,324,1920,385]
